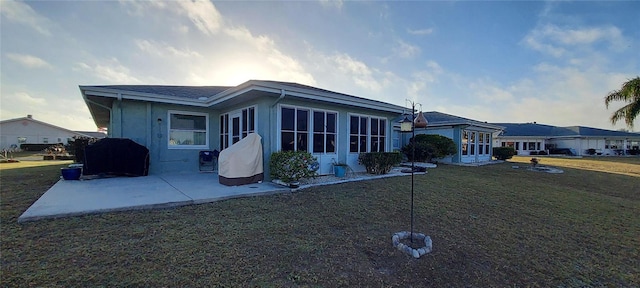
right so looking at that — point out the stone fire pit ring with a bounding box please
[392,231,433,258]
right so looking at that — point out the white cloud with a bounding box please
[74,59,142,84]
[470,79,514,102]
[176,0,223,35]
[408,28,434,35]
[0,1,51,36]
[6,53,52,69]
[14,92,47,106]
[330,53,383,92]
[522,24,630,57]
[319,0,343,10]
[135,39,202,58]
[394,40,421,59]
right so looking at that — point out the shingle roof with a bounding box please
[494,123,640,138]
[91,85,232,99]
[393,111,502,130]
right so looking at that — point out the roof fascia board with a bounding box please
[211,81,406,113]
[80,86,209,107]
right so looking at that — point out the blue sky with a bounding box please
[1,0,638,131]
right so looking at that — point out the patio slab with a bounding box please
[18,172,288,222]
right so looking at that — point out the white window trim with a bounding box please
[277,104,311,152]
[167,110,209,150]
[219,105,257,150]
[311,108,339,155]
[347,113,388,153]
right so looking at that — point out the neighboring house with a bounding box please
[492,122,640,156]
[80,80,408,178]
[393,111,503,164]
[0,115,104,149]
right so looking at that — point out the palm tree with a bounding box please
[605,76,640,129]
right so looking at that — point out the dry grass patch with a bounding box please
[510,155,640,177]
[1,159,638,286]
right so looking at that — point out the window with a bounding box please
[220,106,256,150]
[485,133,491,154]
[17,137,27,144]
[470,132,476,155]
[43,138,49,144]
[528,142,536,150]
[281,107,309,151]
[536,142,541,150]
[220,114,229,150]
[478,133,484,155]
[168,111,208,149]
[312,110,337,154]
[462,130,469,155]
[241,107,255,138]
[515,142,520,150]
[370,118,386,152]
[349,115,386,153]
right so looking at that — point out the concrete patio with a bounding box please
[17,164,433,223]
[18,172,289,222]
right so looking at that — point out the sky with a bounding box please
[1,0,639,132]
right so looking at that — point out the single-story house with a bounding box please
[80,80,409,178]
[0,115,104,150]
[393,111,503,164]
[492,122,640,156]
[80,80,503,179]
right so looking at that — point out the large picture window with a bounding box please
[169,111,208,149]
[312,110,337,153]
[349,115,386,153]
[281,106,309,151]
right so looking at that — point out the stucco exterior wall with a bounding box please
[109,95,401,179]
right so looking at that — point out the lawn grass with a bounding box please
[1,158,639,286]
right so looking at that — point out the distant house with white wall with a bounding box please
[492,122,640,156]
[393,111,503,164]
[0,115,104,149]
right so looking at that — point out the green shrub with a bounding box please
[493,147,516,160]
[269,150,318,183]
[358,152,402,175]
[401,134,456,162]
[538,150,548,155]
[530,151,538,155]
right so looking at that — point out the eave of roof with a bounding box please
[392,111,503,131]
[80,80,407,114]
[494,123,640,138]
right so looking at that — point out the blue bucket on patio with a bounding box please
[334,165,346,177]
[61,167,81,180]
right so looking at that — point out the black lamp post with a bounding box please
[400,100,428,243]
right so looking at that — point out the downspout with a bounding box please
[117,93,123,138]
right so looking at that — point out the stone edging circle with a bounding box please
[392,231,433,258]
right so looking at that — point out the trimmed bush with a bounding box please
[269,150,317,183]
[401,134,457,162]
[358,152,402,175]
[493,147,516,160]
[530,151,538,155]
[537,150,548,155]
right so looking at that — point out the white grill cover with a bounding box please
[218,133,264,186]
